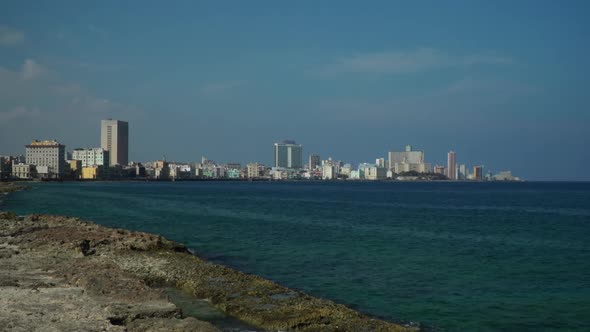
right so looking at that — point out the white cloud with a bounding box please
[312,48,514,76]
[21,59,48,80]
[0,26,24,46]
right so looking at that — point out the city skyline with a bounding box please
[1,1,589,180]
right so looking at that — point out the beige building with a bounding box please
[101,119,129,166]
[247,163,260,178]
[154,160,170,180]
[12,163,36,179]
[388,145,431,174]
[364,166,387,180]
[82,166,98,180]
[68,160,82,179]
[447,151,457,180]
[25,140,66,178]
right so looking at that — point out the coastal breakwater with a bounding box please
[0,209,417,331]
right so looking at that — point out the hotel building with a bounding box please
[274,140,303,169]
[25,140,66,178]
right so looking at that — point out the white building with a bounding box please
[12,163,36,179]
[101,119,129,166]
[72,148,109,167]
[458,164,467,180]
[340,164,352,178]
[25,140,66,178]
[322,165,336,180]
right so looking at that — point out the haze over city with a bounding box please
[1,1,589,180]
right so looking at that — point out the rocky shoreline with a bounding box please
[0,182,29,194]
[0,207,418,331]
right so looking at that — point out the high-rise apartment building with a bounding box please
[25,140,66,178]
[274,140,303,169]
[447,151,457,180]
[101,119,128,166]
[309,154,320,170]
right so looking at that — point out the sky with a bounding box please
[0,1,589,180]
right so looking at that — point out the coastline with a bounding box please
[0,184,418,331]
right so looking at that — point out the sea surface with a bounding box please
[2,181,590,331]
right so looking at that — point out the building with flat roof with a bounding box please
[447,151,457,180]
[72,148,110,167]
[274,140,303,169]
[25,140,66,178]
[388,145,431,174]
[365,166,387,180]
[12,162,36,179]
[247,163,259,178]
[101,119,128,166]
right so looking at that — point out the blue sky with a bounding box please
[1,1,589,180]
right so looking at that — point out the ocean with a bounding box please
[2,181,589,331]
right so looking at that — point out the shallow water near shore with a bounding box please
[160,287,261,332]
[3,181,590,331]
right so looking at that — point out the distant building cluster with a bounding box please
[0,120,521,182]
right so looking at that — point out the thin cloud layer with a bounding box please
[0,59,139,121]
[0,26,24,46]
[199,80,244,96]
[314,48,513,76]
[21,59,48,80]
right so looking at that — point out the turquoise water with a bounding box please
[2,181,590,331]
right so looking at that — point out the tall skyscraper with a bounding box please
[274,140,303,169]
[309,154,320,170]
[101,119,129,166]
[447,151,457,180]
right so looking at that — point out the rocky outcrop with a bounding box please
[0,213,418,332]
[0,182,28,194]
